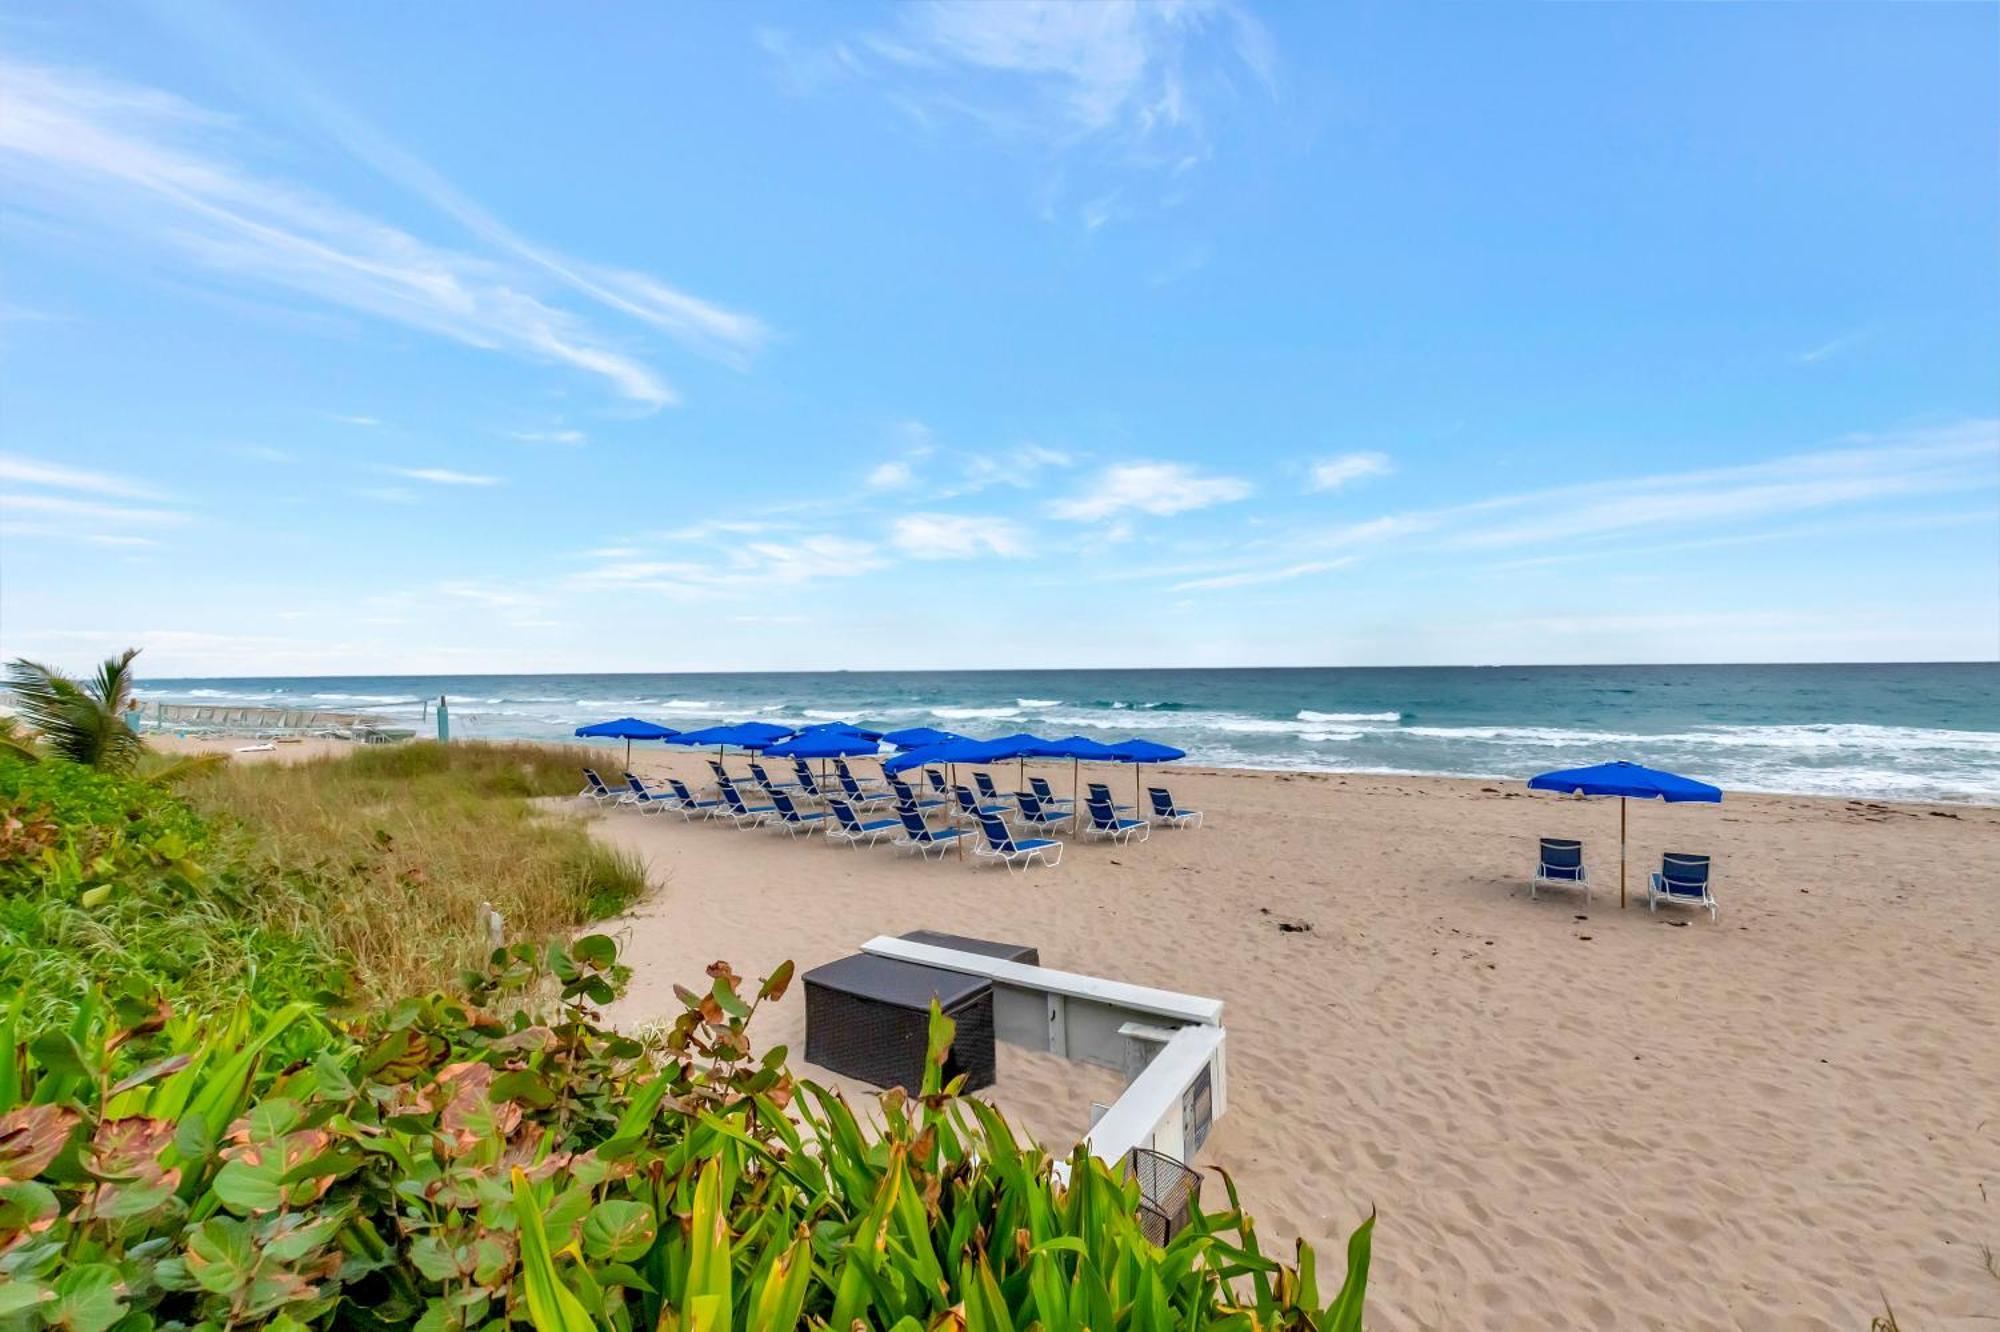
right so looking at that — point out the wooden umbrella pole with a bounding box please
[1619,797,1628,909]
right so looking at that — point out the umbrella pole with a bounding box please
[1134,763,1142,814]
[1072,759,1080,820]
[1620,797,1628,910]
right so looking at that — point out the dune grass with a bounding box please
[184,741,647,1004]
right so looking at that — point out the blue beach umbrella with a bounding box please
[794,721,886,742]
[1032,735,1122,811]
[573,717,679,766]
[764,730,882,759]
[882,725,966,750]
[881,735,996,775]
[1108,738,1188,813]
[666,721,795,767]
[1528,760,1723,908]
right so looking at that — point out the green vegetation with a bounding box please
[0,937,1372,1330]
[4,650,145,773]
[2,654,1375,1326]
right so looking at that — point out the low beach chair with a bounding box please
[1648,853,1718,921]
[827,798,900,849]
[791,761,835,803]
[579,769,616,804]
[664,777,723,821]
[1531,838,1590,902]
[1087,782,1134,812]
[768,791,829,838]
[705,759,741,794]
[952,784,1009,824]
[833,758,886,792]
[972,810,1063,873]
[886,774,945,812]
[1083,794,1150,844]
[747,761,801,796]
[972,771,1006,803]
[925,768,952,799]
[836,771,891,809]
[1028,776,1072,808]
[1015,791,1073,836]
[1146,786,1203,829]
[715,779,778,829]
[618,773,676,814]
[893,804,966,860]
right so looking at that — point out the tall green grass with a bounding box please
[184,742,647,1003]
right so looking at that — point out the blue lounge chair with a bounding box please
[826,798,899,849]
[1087,782,1134,812]
[1028,777,1072,808]
[972,810,1063,873]
[893,803,966,860]
[618,773,675,814]
[837,771,891,808]
[1083,794,1149,844]
[747,761,801,796]
[579,769,617,804]
[664,777,723,821]
[1532,838,1590,902]
[768,791,828,838]
[705,759,743,794]
[715,779,778,829]
[952,784,1009,824]
[925,768,952,799]
[791,760,832,803]
[1146,786,1203,829]
[972,771,1006,803]
[834,758,885,792]
[1015,791,1073,836]
[1648,853,1717,921]
[886,774,945,812]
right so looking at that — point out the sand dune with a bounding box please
[576,754,2000,1329]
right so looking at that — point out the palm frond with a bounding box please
[4,649,147,772]
[138,752,227,786]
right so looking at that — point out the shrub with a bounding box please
[0,938,1371,1330]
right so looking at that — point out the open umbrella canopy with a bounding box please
[666,722,794,750]
[794,721,885,741]
[977,732,1053,761]
[882,736,999,774]
[1528,761,1721,803]
[1032,735,1121,760]
[764,731,882,759]
[882,726,966,750]
[573,718,679,741]
[1107,738,1187,763]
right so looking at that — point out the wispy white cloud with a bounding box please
[0,452,164,499]
[384,467,501,487]
[1172,557,1352,592]
[329,414,381,427]
[1308,451,1392,492]
[228,444,292,463]
[1796,331,1868,365]
[959,442,1073,494]
[890,512,1031,559]
[509,428,587,446]
[84,534,161,548]
[351,486,418,505]
[0,56,765,408]
[569,534,885,598]
[1050,460,1251,521]
[867,460,918,490]
[0,493,188,525]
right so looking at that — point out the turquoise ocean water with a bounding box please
[137,663,2000,804]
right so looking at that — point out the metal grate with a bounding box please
[1125,1147,1202,1245]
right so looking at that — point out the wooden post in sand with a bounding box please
[1619,797,1628,910]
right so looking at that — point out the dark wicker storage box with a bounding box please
[804,953,996,1092]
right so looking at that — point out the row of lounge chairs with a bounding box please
[578,757,1203,873]
[1532,837,1719,920]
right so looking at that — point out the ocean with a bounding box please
[134,663,2000,804]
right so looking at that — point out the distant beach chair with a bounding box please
[925,768,952,798]
[893,803,967,860]
[1532,838,1590,902]
[834,758,885,791]
[1146,786,1203,829]
[972,810,1064,873]
[768,791,829,838]
[1083,794,1150,844]
[952,784,1009,824]
[1028,776,1072,808]
[705,759,741,794]
[836,771,891,809]
[1015,791,1074,836]
[747,761,801,797]
[886,774,945,812]
[972,771,1006,803]
[716,779,779,829]
[791,761,835,804]
[618,773,677,814]
[664,777,723,821]
[1648,853,1717,921]
[579,769,617,804]
[827,798,900,849]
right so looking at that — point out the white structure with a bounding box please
[859,935,1227,1167]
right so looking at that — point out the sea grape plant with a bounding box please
[0,937,1372,1329]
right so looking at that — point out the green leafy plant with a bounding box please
[1,938,1373,1330]
[3,650,145,774]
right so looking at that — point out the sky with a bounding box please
[2,1,1996,677]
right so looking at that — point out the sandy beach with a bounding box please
[160,736,2000,1326]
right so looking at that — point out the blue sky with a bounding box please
[2,1,1995,675]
